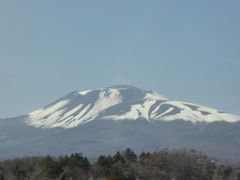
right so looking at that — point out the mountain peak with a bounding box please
[106,84,141,89]
[75,85,143,96]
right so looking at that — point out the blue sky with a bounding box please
[0,0,240,117]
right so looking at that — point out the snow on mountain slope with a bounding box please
[26,85,240,128]
[27,87,122,128]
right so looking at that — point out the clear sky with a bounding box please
[0,0,240,117]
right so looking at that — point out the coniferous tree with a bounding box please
[113,152,125,164]
[124,148,137,162]
[40,156,63,179]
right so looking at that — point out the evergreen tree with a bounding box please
[97,155,113,168]
[124,148,137,162]
[113,152,125,164]
[40,156,63,179]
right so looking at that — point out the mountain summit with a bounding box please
[26,85,240,128]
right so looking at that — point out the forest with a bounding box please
[0,148,239,180]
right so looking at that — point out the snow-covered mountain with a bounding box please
[26,85,240,128]
[1,85,240,161]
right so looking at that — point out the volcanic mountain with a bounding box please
[1,85,240,161]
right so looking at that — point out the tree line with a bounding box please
[0,148,239,180]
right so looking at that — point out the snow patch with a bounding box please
[78,90,92,95]
[157,101,240,123]
[104,99,156,121]
[27,100,69,127]
[145,92,168,100]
